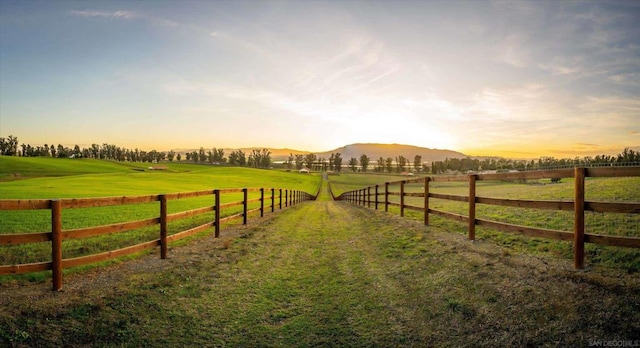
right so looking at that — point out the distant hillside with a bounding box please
[174,143,468,163]
[314,143,467,163]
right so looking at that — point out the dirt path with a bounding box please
[1,180,639,347]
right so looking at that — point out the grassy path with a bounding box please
[1,180,639,346]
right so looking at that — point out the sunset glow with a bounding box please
[1,1,638,158]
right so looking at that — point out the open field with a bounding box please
[1,180,638,346]
[329,172,640,272]
[0,157,321,282]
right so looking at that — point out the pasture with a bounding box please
[0,157,321,283]
[330,172,640,272]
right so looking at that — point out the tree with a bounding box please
[304,153,317,169]
[286,153,295,169]
[212,148,225,163]
[333,153,343,172]
[198,147,206,163]
[176,153,182,161]
[249,148,271,168]
[0,135,19,156]
[348,157,358,172]
[167,150,175,161]
[396,155,407,173]
[359,154,370,172]
[229,150,246,166]
[376,157,385,172]
[319,157,327,171]
[294,154,305,169]
[329,153,335,171]
[385,157,393,173]
[414,155,422,173]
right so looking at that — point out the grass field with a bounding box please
[0,157,322,282]
[329,172,640,272]
[1,180,638,346]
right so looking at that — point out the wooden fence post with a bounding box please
[468,174,476,241]
[271,188,275,212]
[367,188,371,207]
[260,188,265,217]
[279,189,283,209]
[214,190,220,238]
[424,177,430,225]
[160,195,168,259]
[400,181,405,217]
[385,182,389,212]
[51,200,63,291]
[243,188,248,225]
[375,185,379,210]
[574,167,585,269]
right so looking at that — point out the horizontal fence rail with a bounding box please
[0,187,317,290]
[334,167,640,269]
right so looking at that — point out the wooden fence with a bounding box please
[0,187,316,290]
[335,167,640,269]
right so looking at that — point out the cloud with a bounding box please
[70,9,183,28]
[70,10,139,20]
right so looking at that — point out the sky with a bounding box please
[0,0,639,159]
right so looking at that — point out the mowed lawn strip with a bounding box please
[1,184,639,347]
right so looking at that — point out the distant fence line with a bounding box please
[0,187,317,291]
[334,167,640,269]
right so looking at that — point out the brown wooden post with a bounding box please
[424,177,430,225]
[385,182,389,212]
[574,167,585,269]
[375,185,379,210]
[400,181,405,217]
[279,189,283,209]
[285,189,289,207]
[271,188,275,212]
[468,174,476,241]
[160,194,168,259]
[214,189,220,238]
[260,188,265,217]
[51,200,63,291]
[367,187,371,208]
[242,188,248,225]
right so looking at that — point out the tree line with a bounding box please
[0,135,273,168]
[2,134,638,173]
[429,148,640,174]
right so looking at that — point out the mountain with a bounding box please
[314,143,467,163]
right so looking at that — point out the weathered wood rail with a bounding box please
[335,167,640,269]
[0,187,316,290]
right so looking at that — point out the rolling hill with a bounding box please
[175,143,468,163]
[315,143,467,163]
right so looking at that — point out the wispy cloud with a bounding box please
[70,9,182,28]
[70,10,139,20]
